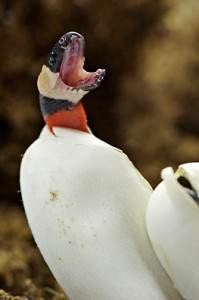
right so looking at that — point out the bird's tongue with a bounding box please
[60,36,104,89]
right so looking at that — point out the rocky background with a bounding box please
[0,0,199,298]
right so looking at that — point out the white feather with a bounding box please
[146,163,199,300]
[20,127,182,300]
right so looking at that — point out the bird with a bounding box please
[20,32,182,300]
[146,162,199,300]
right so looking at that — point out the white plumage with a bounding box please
[20,126,182,300]
[147,163,199,300]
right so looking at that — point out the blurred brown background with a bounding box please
[0,0,199,298]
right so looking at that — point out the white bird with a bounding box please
[20,32,182,300]
[147,163,199,300]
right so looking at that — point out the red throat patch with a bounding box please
[44,103,89,134]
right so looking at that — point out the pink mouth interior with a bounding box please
[60,35,104,88]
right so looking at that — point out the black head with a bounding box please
[45,32,84,73]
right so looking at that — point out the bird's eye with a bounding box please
[51,52,57,58]
[48,52,57,65]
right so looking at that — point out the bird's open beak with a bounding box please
[59,34,105,91]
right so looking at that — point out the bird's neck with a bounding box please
[39,95,88,134]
